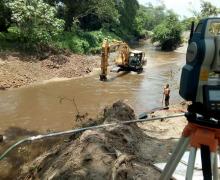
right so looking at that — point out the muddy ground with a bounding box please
[0,52,100,89]
[0,101,187,180]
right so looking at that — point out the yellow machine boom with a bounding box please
[100,38,145,81]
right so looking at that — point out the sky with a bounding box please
[137,0,220,18]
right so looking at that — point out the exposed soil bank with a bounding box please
[14,101,187,180]
[0,52,100,89]
[0,42,187,90]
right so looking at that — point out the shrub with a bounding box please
[8,0,64,43]
[152,13,183,50]
[53,29,121,54]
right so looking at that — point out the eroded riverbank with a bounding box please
[0,43,187,90]
[0,52,100,89]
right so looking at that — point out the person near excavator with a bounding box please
[163,84,170,108]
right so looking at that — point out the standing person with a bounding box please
[163,84,170,108]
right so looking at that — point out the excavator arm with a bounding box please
[100,39,110,81]
[100,38,145,81]
[100,39,130,81]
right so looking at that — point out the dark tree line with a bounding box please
[0,0,11,32]
[1,0,218,52]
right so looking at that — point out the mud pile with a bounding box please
[18,101,186,180]
[0,52,99,89]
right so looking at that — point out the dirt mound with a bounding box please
[17,101,156,179]
[17,101,186,180]
[0,52,99,89]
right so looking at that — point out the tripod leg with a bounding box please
[201,145,212,180]
[211,152,218,180]
[186,147,197,180]
[159,136,190,180]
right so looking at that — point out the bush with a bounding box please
[53,29,121,54]
[8,0,64,43]
[0,27,21,51]
[69,38,90,54]
[152,13,183,50]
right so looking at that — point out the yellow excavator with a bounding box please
[100,38,146,81]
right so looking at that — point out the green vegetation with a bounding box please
[8,0,64,42]
[182,1,220,31]
[53,29,120,54]
[193,0,220,20]
[134,4,167,38]
[0,0,219,54]
[152,12,183,50]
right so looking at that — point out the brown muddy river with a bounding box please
[0,43,186,134]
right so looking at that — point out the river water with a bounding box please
[0,43,186,134]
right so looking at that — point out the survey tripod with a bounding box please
[160,104,220,180]
[159,17,220,180]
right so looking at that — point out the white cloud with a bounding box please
[138,0,220,17]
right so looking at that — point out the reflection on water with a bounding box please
[0,43,186,134]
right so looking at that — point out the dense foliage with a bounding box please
[60,0,120,31]
[152,12,183,50]
[134,4,167,38]
[8,0,64,42]
[200,0,219,17]
[1,0,219,54]
[116,0,139,39]
[182,1,220,31]
[54,29,120,54]
[0,0,11,32]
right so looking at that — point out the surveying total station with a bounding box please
[160,18,220,180]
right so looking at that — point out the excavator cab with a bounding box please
[100,38,146,80]
[128,50,145,71]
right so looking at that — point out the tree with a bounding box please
[200,0,219,17]
[188,0,220,20]
[0,0,11,32]
[134,4,167,37]
[152,12,183,50]
[116,0,139,36]
[79,0,120,31]
[182,1,220,31]
[8,0,64,42]
[181,17,198,31]
[62,0,119,31]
